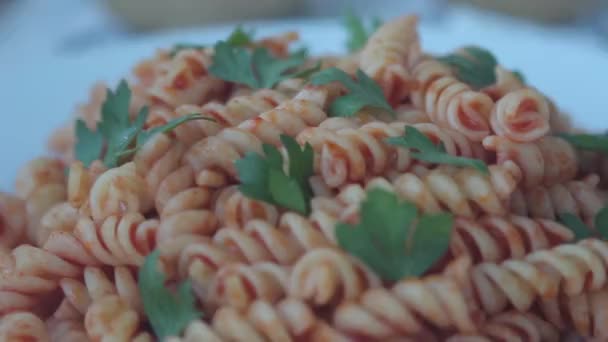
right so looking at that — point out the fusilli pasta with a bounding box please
[3,13,605,342]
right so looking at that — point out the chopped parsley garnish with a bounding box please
[139,250,202,340]
[343,10,383,52]
[310,67,394,117]
[387,126,489,174]
[235,135,314,214]
[336,188,453,281]
[74,80,212,168]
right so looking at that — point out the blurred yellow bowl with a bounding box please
[451,0,603,22]
[106,0,302,30]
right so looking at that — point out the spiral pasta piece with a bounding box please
[71,213,158,267]
[538,285,608,339]
[0,192,27,248]
[409,55,494,141]
[146,49,227,109]
[212,185,279,228]
[446,311,559,342]
[156,209,218,246]
[490,88,551,142]
[174,236,243,300]
[88,162,152,223]
[57,266,142,318]
[388,163,521,218]
[462,239,608,315]
[510,174,603,225]
[481,66,526,102]
[483,135,578,188]
[288,248,381,307]
[149,88,289,147]
[298,121,485,188]
[46,317,88,342]
[332,271,482,339]
[235,84,334,145]
[15,157,67,244]
[212,298,349,342]
[0,246,60,315]
[0,311,49,341]
[84,295,152,342]
[165,320,223,342]
[213,213,333,266]
[359,15,419,105]
[67,160,106,211]
[35,202,79,248]
[183,85,337,188]
[451,215,574,264]
[206,262,289,311]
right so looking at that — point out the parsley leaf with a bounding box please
[235,135,314,214]
[136,113,210,148]
[386,126,489,174]
[343,10,383,52]
[74,119,103,167]
[559,133,608,154]
[311,67,394,117]
[512,70,526,84]
[170,26,254,56]
[226,25,255,46]
[209,42,314,89]
[170,43,206,56]
[559,207,608,241]
[336,188,453,281]
[74,80,213,168]
[596,207,608,238]
[139,250,201,340]
[438,46,525,89]
[559,213,594,241]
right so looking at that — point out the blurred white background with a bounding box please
[0,0,607,189]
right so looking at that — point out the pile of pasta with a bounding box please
[2,14,608,342]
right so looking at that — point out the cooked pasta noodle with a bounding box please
[451,215,574,264]
[408,49,494,141]
[483,135,578,188]
[333,269,482,339]
[446,311,559,342]
[458,239,608,315]
[0,192,27,248]
[0,312,49,342]
[538,285,608,339]
[360,15,419,105]
[4,13,605,342]
[57,266,142,317]
[84,295,152,342]
[510,174,603,225]
[288,248,381,307]
[298,122,488,188]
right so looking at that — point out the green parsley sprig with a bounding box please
[386,126,489,174]
[343,10,383,52]
[437,46,525,89]
[559,207,608,241]
[310,67,394,117]
[74,80,213,168]
[336,188,453,281]
[170,26,254,56]
[138,250,202,340]
[559,133,608,154]
[235,135,314,215]
[209,42,317,89]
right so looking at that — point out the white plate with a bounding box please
[1,12,607,189]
